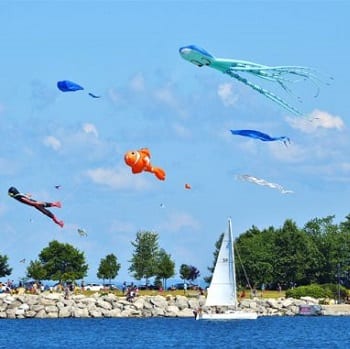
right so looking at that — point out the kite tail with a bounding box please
[152,167,166,181]
[226,70,303,116]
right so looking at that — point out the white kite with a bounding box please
[236,174,293,194]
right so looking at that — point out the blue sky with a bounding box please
[1,1,349,285]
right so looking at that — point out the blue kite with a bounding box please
[179,45,331,115]
[230,129,290,145]
[57,80,101,98]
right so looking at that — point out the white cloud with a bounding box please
[286,109,345,133]
[159,212,200,233]
[86,167,151,190]
[268,141,308,163]
[82,123,98,137]
[43,135,61,151]
[154,86,177,106]
[107,88,124,105]
[217,82,238,107]
[172,123,191,138]
[129,73,145,92]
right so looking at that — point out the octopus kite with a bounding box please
[179,45,331,115]
[236,175,293,194]
[8,186,64,227]
[230,129,290,146]
[124,148,166,180]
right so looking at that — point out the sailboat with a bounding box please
[196,218,258,320]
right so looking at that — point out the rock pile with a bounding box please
[0,292,346,319]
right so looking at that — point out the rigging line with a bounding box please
[235,244,253,291]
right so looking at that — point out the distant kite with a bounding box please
[236,174,293,194]
[57,80,101,98]
[124,148,166,181]
[8,186,64,227]
[185,183,191,189]
[54,185,61,189]
[77,228,88,237]
[19,258,26,263]
[230,129,290,146]
[88,92,101,98]
[179,45,331,116]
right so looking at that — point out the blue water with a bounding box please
[1,316,350,349]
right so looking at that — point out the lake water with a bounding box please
[1,316,350,349]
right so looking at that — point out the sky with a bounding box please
[0,0,349,286]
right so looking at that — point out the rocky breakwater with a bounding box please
[0,292,197,319]
[0,292,348,319]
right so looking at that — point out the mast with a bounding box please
[228,217,238,309]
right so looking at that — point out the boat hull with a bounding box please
[196,310,258,320]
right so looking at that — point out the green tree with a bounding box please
[235,225,275,288]
[204,233,224,284]
[38,240,88,282]
[26,260,47,281]
[179,264,191,281]
[179,264,200,283]
[155,248,175,289]
[97,253,121,284]
[273,219,320,288]
[303,215,341,284]
[129,231,159,283]
[0,253,12,278]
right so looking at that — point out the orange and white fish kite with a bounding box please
[124,148,166,181]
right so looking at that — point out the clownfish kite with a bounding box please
[124,148,166,181]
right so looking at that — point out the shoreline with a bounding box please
[1,292,350,319]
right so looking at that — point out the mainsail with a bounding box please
[205,218,237,307]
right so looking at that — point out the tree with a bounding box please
[129,231,159,283]
[235,225,275,289]
[179,264,200,283]
[204,233,224,284]
[97,253,121,284]
[38,240,88,282]
[26,260,47,281]
[303,215,340,284]
[273,219,320,288]
[0,253,12,278]
[155,248,175,289]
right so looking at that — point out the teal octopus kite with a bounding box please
[179,45,331,116]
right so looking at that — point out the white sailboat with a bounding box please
[196,218,258,320]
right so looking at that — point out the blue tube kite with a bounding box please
[230,129,290,145]
[57,80,84,92]
[57,80,101,98]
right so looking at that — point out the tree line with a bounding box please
[1,214,349,290]
[0,231,200,289]
[233,214,350,290]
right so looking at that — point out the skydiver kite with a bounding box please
[8,186,64,228]
[57,80,101,98]
[124,148,166,180]
[230,129,290,146]
[179,45,331,116]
